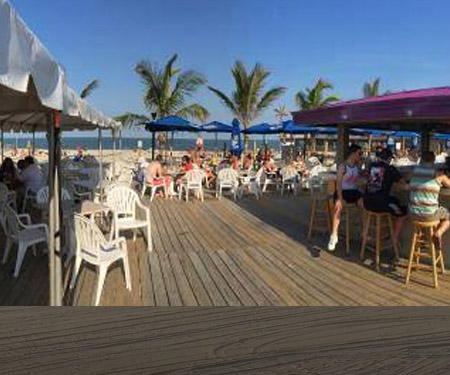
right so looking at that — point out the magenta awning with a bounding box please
[291,87,450,132]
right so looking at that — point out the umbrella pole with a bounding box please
[152,132,156,160]
[32,126,36,155]
[98,127,103,198]
[170,131,174,166]
[215,133,218,152]
[112,129,116,178]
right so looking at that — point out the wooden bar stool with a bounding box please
[405,220,445,288]
[341,203,360,255]
[307,185,332,240]
[360,211,398,271]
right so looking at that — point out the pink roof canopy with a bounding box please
[292,87,450,132]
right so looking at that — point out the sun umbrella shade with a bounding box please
[144,116,199,132]
[244,123,284,134]
[392,131,419,138]
[200,121,232,133]
[281,120,318,134]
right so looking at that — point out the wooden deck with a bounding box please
[2,191,450,305]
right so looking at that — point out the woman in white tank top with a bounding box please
[328,145,364,251]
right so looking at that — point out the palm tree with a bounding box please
[363,78,381,97]
[295,79,339,110]
[363,78,390,97]
[135,54,209,122]
[80,79,100,99]
[208,61,286,148]
[114,113,149,128]
[274,104,290,123]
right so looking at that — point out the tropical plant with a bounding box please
[295,79,339,110]
[80,79,100,99]
[114,113,149,128]
[274,104,290,123]
[208,61,286,137]
[363,78,380,97]
[135,54,209,122]
[363,78,389,97]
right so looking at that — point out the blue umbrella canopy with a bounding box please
[282,120,318,134]
[199,121,232,133]
[244,122,284,134]
[350,128,389,136]
[144,116,200,132]
[433,133,450,140]
[392,130,419,138]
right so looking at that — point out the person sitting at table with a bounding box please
[231,155,240,171]
[73,146,84,162]
[179,155,194,173]
[363,148,408,249]
[243,153,253,172]
[263,158,277,173]
[328,144,364,251]
[410,151,450,240]
[17,156,44,194]
[146,154,172,197]
[0,157,18,189]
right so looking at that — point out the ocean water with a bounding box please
[1,137,281,152]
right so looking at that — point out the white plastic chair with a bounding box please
[261,170,281,193]
[280,166,299,197]
[21,187,36,213]
[141,170,167,201]
[240,167,263,199]
[0,203,48,277]
[0,182,17,210]
[36,186,72,204]
[106,186,152,252]
[70,214,131,306]
[216,168,239,200]
[178,170,205,202]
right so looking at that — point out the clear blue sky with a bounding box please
[10,0,450,137]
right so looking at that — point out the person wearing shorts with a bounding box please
[363,148,407,248]
[328,144,364,251]
[410,151,450,239]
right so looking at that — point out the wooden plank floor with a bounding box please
[147,191,450,306]
[2,190,450,305]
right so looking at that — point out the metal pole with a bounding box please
[151,132,156,160]
[337,124,349,164]
[112,129,116,178]
[98,127,103,192]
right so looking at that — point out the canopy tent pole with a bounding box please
[47,110,62,306]
[337,124,349,164]
[119,129,122,150]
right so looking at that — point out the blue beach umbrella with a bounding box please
[200,121,233,150]
[230,118,243,156]
[282,120,318,134]
[144,116,199,159]
[244,122,284,134]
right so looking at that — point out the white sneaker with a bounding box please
[327,234,338,251]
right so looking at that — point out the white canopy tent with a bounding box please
[0,0,121,305]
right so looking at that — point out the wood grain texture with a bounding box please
[1,307,450,374]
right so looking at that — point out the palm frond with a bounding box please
[80,79,100,99]
[208,86,237,115]
[256,87,286,113]
[114,113,149,128]
[176,103,210,122]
